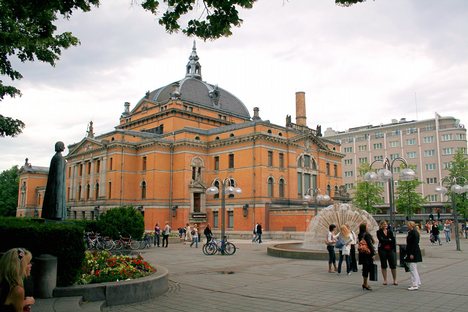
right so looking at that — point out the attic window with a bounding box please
[111,137,115,141]
[230,133,234,137]
[195,136,200,140]
[267,129,272,134]
[215,136,220,140]
[278,132,282,137]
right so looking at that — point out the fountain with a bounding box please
[268,203,379,260]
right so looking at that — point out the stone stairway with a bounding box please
[33,297,105,312]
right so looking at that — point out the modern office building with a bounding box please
[324,114,467,214]
[17,43,345,233]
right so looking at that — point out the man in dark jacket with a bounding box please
[431,221,442,245]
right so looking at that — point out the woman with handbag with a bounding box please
[358,222,375,290]
[325,224,338,273]
[337,225,354,275]
[406,221,422,291]
[376,220,398,285]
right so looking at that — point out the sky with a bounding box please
[1,0,468,172]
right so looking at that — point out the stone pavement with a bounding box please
[36,233,468,312]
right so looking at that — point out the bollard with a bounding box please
[33,254,57,298]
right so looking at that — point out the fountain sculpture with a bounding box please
[268,203,379,260]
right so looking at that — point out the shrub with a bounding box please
[97,206,144,240]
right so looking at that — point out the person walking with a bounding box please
[431,221,442,245]
[185,223,192,245]
[337,225,354,275]
[154,223,161,247]
[358,222,376,291]
[204,224,213,243]
[190,224,199,248]
[256,223,263,243]
[406,221,422,291]
[325,224,338,273]
[443,220,451,243]
[0,248,35,312]
[376,220,397,285]
[252,222,259,243]
[162,221,171,248]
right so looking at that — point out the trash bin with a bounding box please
[398,244,407,267]
[32,254,57,298]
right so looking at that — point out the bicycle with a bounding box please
[114,234,140,250]
[84,232,114,251]
[202,236,236,255]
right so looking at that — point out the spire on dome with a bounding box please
[186,41,202,79]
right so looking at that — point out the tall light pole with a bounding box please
[206,178,242,250]
[364,157,416,227]
[304,188,331,216]
[435,177,468,251]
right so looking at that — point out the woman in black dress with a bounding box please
[406,221,422,291]
[376,220,397,285]
[358,222,375,290]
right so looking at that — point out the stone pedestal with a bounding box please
[33,254,57,298]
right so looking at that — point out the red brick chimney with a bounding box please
[295,91,307,126]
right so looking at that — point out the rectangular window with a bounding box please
[375,132,384,139]
[214,156,219,170]
[344,147,353,153]
[373,143,383,150]
[297,173,303,196]
[142,156,147,171]
[304,173,311,194]
[424,149,435,157]
[358,157,368,164]
[425,163,436,171]
[213,211,219,228]
[279,153,284,169]
[454,133,466,140]
[68,167,71,178]
[228,211,234,228]
[358,145,367,151]
[406,127,417,134]
[334,164,338,177]
[443,162,452,169]
[304,155,310,167]
[344,159,353,165]
[87,162,91,175]
[374,155,383,161]
[228,154,234,169]
[390,153,399,160]
[96,160,100,173]
[406,138,416,145]
[82,211,86,220]
[108,182,112,199]
[426,194,438,202]
[109,158,113,171]
[344,171,353,177]
[442,148,454,155]
[326,163,330,175]
[392,167,401,173]
[423,136,434,143]
[268,151,273,167]
[345,183,354,190]
[389,141,399,148]
[79,164,83,176]
[407,152,417,159]
[426,177,437,184]
[441,134,452,141]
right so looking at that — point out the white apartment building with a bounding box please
[324,113,467,214]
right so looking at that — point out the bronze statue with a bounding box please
[42,141,67,220]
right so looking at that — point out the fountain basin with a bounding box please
[267,243,331,260]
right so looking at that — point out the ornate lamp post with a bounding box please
[435,177,468,251]
[364,157,416,227]
[206,178,242,250]
[304,188,331,215]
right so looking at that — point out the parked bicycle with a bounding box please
[84,232,114,251]
[202,236,236,255]
[114,234,140,250]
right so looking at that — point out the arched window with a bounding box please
[279,179,285,198]
[214,180,220,199]
[141,181,147,199]
[268,177,274,197]
[311,158,317,170]
[334,185,338,196]
[297,154,318,197]
[326,163,330,175]
[95,183,99,199]
[78,185,82,201]
[327,184,331,196]
[86,184,91,200]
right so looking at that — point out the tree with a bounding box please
[352,163,383,213]
[0,0,256,137]
[97,206,144,240]
[447,149,468,218]
[395,178,426,220]
[0,165,20,216]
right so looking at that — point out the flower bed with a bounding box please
[78,250,156,285]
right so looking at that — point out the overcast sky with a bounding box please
[1,0,467,172]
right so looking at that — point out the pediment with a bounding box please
[67,138,105,156]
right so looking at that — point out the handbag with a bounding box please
[369,263,378,281]
[358,238,371,254]
[335,237,345,249]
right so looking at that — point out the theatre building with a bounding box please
[17,44,345,234]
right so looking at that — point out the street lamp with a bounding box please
[304,188,331,215]
[364,157,416,227]
[206,178,242,251]
[435,177,468,251]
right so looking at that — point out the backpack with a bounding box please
[358,238,371,254]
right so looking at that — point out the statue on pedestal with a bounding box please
[42,141,67,220]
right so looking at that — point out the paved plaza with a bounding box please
[36,233,468,312]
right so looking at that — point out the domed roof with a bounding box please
[142,42,251,120]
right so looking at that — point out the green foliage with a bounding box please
[395,179,426,219]
[0,166,20,216]
[0,0,256,136]
[0,217,86,286]
[447,149,468,218]
[97,206,144,240]
[352,163,383,213]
